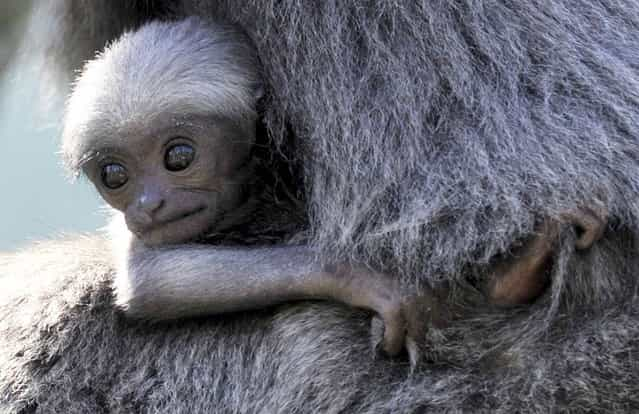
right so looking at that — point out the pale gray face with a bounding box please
[82,115,255,246]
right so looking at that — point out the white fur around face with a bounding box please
[62,18,261,173]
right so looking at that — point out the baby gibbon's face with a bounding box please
[83,115,255,246]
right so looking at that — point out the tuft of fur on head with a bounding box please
[61,17,262,174]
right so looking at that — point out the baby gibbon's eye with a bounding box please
[165,143,195,171]
[101,163,129,190]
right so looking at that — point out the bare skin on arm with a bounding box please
[119,239,407,354]
[487,206,608,306]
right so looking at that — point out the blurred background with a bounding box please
[0,2,103,251]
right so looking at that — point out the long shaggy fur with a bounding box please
[2,0,639,412]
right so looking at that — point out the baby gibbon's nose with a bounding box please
[126,191,165,235]
[137,192,165,218]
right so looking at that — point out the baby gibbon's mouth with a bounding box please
[160,206,207,226]
[137,205,210,246]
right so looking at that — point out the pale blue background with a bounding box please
[0,62,104,251]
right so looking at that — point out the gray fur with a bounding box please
[0,237,409,413]
[3,235,639,412]
[2,0,639,412]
